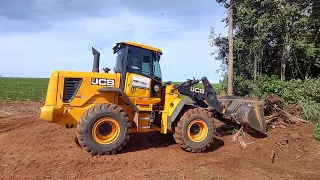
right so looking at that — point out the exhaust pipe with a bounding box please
[92,47,100,72]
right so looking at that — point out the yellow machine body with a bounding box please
[40,41,266,155]
[40,42,182,134]
[41,71,182,133]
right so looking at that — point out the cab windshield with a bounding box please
[127,46,152,77]
[113,45,161,81]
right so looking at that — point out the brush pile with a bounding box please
[264,96,308,128]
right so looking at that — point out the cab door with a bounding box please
[124,54,152,98]
[124,73,151,98]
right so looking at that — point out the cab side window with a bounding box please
[114,48,125,72]
[151,52,162,81]
[128,47,152,77]
[153,60,162,81]
[142,56,151,76]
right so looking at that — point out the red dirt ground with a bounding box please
[1,102,320,180]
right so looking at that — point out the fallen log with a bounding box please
[265,113,280,124]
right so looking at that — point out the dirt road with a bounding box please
[1,102,320,180]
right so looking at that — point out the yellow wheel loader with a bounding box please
[40,42,266,155]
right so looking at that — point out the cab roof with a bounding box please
[114,41,163,54]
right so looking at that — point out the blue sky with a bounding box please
[0,0,227,83]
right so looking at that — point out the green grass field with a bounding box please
[0,78,49,102]
[0,78,222,102]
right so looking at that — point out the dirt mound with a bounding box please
[0,103,320,180]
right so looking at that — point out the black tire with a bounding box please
[173,107,215,152]
[76,103,131,155]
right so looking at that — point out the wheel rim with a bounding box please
[92,118,120,144]
[187,119,208,142]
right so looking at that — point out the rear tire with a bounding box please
[173,107,215,152]
[76,103,131,155]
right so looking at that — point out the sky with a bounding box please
[0,0,228,83]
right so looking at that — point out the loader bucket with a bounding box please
[218,96,266,134]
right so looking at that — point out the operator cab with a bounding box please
[112,42,163,98]
[113,42,162,81]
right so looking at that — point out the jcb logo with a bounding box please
[190,87,204,94]
[91,78,115,86]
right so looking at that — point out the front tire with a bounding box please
[173,107,216,152]
[76,103,131,155]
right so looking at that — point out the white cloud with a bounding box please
[0,9,226,83]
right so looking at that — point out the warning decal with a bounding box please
[132,75,150,90]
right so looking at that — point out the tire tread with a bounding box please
[76,103,131,155]
[173,107,216,153]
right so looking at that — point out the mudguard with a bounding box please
[98,87,139,113]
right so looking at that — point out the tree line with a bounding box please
[210,0,320,82]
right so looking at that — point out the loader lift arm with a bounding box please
[173,76,223,113]
[172,76,267,134]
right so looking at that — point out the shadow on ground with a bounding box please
[123,131,225,153]
[122,132,176,153]
[215,123,267,139]
[74,131,225,154]
[203,138,224,153]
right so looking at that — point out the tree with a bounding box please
[210,0,320,91]
[228,0,234,95]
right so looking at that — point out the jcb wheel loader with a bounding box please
[40,42,266,155]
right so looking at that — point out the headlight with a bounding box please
[154,85,160,92]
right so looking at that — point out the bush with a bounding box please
[220,74,256,97]
[281,79,302,103]
[314,123,320,141]
[282,78,320,103]
[254,75,285,99]
[220,75,287,99]
[226,75,320,103]
[224,75,320,122]
[301,101,320,124]
[233,76,256,97]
